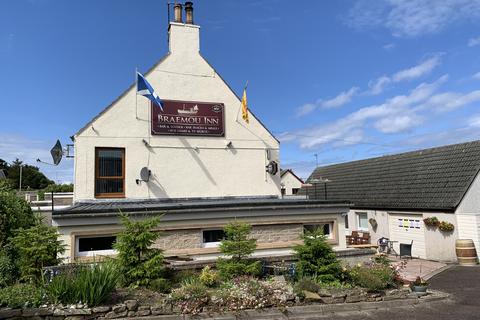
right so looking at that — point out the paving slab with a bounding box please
[390,257,447,282]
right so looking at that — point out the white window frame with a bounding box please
[75,235,117,257]
[201,229,225,248]
[356,212,369,231]
[303,222,334,239]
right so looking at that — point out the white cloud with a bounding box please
[383,43,396,50]
[473,72,480,80]
[321,87,359,109]
[283,76,448,149]
[368,76,391,95]
[422,90,480,112]
[468,114,480,127]
[468,36,480,47]
[392,56,440,82]
[367,56,441,95]
[347,0,480,38]
[295,87,358,117]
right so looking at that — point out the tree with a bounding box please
[294,227,342,283]
[0,188,36,247]
[11,221,65,282]
[113,214,165,287]
[6,159,53,190]
[216,221,261,279]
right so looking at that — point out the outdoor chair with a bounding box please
[360,232,370,244]
[400,240,413,259]
[377,237,389,253]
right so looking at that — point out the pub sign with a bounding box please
[151,100,225,137]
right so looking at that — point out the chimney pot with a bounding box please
[174,3,183,23]
[185,1,194,24]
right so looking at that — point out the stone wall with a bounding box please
[250,224,303,243]
[153,229,202,250]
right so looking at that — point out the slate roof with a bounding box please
[53,196,351,218]
[303,140,480,212]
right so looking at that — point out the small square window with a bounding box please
[357,213,368,231]
[202,230,225,248]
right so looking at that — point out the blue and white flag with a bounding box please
[136,71,164,111]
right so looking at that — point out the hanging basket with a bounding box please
[369,218,378,229]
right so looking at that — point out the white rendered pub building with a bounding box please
[53,2,351,262]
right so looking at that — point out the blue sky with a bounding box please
[2,0,480,183]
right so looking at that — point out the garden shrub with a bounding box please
[293,227,342,283]
[293,276,320,296]
[0,247,18,287]
[0,283,43,308]
[199,265,218,287]
[11,222,65,282]
[211,277,290,313]
[46,262,120,306]
[113,214,165,287]
[349,263,396,291]
[216,222,261,279]
[149,278,171,293]
[169,278,210,315]
[0,188,35,247]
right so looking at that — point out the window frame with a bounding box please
[94,147,125,198]
[75,235,117,257]
[303,222,334,239]
[201,229,225,248]
[356,212,369,231]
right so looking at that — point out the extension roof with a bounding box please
[304,140,480,212]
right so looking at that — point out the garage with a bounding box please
[388,213,426,258]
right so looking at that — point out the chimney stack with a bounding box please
[185,2,194,24]
[174,3,183,23]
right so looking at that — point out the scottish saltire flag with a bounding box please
[136,71,164,111]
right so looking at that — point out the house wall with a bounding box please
[281,172,303,196]
[456,172,480,255]
[73,22,280,202]
[53,207,348,262]
[347,209,458,261]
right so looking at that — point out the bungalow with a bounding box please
[52,2,350,262]
[280,169,304,196]
[304,140,480,262]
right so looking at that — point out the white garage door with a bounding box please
[388,214,426,258]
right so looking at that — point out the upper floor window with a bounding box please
[95,148,125,198]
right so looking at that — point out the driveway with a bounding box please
[322,265,480,320]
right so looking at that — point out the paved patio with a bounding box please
[389,256,449,282]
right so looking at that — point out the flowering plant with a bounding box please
[411,276,428,287]
[438,221,454,232]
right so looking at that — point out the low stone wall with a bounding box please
[0,289,449,320]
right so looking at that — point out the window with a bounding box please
[95,148,125,198]
[292,188,299,195]
[357,212,368,231]
[304,223,333,239]
[76,235,117,257]
[202,229,225,248]
[344,215,349,229]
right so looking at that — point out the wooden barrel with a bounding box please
[456,239,478,266]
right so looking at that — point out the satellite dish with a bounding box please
[140,167,151,182]
[50,140,63,165]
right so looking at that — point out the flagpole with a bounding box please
[135,67,138,119]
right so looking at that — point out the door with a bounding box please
[388,213,426,258]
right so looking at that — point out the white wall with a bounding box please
[455,172,480,255]
[73,23,280,202]
[281,171,303,196]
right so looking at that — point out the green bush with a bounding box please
[349,264,396,291]
[294,227,342,282]
[169,278,210,315]
[0,247,18,287]
[199,266,219,287]
[216,222,261,279]
[0,283,43,308]
[149,278,172,293]
[113,214,165,287]
[47,262,120,306]
[0,189,35,247]
[11,222,65,282]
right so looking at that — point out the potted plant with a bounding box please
[438,221,454,232]
[423,216,440,228]
[410,276,428,294]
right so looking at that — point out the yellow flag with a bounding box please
[241,87,249,123]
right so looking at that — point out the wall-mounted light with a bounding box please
[226,141,233,148]
[142,139,151,147]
